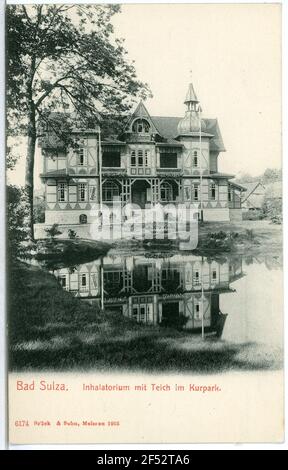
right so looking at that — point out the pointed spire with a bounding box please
[184,82,199,105]
[177,81,206,135]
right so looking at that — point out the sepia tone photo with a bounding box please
[6,2,283,444]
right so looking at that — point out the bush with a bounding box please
[262,198,282,223]
[68,229,78,239]
[242,209,265,221]
[45,223,62,242]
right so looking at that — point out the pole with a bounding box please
[199,105,203,222]
[201,256,204,340]
[100,257,104,312]
[98,127,102,208]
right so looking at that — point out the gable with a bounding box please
[125,101,160,135]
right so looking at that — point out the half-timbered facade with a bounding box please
[36,82,244,238]
[54,254,244,336]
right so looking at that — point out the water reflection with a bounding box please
[52,252,246,339]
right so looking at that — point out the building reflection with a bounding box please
[53,253,244,337]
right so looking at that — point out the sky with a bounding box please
[7,2,282,189]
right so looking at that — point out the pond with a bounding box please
[50,249,283,350]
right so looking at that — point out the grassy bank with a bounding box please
[9,263,282,373]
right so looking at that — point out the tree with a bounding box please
[7,185,28,263]
[6,4,150,240]
[262,168,282,184]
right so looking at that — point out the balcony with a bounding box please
[156,168,183,177]
[102,167,126,177]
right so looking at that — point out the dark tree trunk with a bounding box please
[25,103,36,241]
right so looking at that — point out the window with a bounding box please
[193,184,199,201]
[140,306,146,321]
[102,181,120,202]
[132,118,150,134]
[77,147,86,166]
[228,187,232,202]
[194,271,200,285]
[104,271,121,285]
[193,151,198,167]
[212,269,217,280]
[130,149,148,167]
[78,183,87,202]
[89,185,97,201]
[145,150,149,166]
[79,214,87,224]
[102,151,120,167]
[138,150,143,167]
[57,182,67,202]
[210,183,216,201]
[195,303,201,320]
[58,275,67,290]
[160,153,177,169]
[80,273,88,291]
[160,181,173,201]
[131,151,136,167]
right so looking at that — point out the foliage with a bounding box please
[33,196,45,223]
[6,4,151,238]
[262,197,282,224]
[6,185,29,262]
[236,168,282,185]
[6,4,150,128]
[68,229,78,239]
[242,209,265,221]
[45,223,62,241]
[245,229,254,241]
[262,168,282,184]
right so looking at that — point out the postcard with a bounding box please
[6,2,283,445]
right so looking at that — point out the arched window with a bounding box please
[79,214,87,224]
[132,118,150,134]
[102,180,120,202]
[160,181,173,201]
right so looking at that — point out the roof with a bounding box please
[156,139,183,147]
[184,83,199,104]
[229,181,247,191]
[241,181,266,208]
[38,109,226,153]
[151,116,225,152]
[242,181,266,201]
[102,138,126,146]
[40,170,68,178]
[208,172,235,179]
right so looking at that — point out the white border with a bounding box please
[1,0,287,451]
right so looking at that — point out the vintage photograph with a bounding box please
[6,2,283,444]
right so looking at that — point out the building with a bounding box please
[53,253,244,337]
[35,82,244,239]
[241,181,266,210]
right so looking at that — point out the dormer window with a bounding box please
[132,119,150,134]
